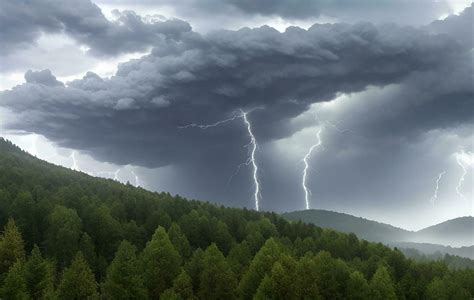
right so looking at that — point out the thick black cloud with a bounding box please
[0,0,191,57]
[2,15,469,169]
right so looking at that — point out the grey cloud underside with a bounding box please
[0,0,191,57]
[101,0,451,26]
[1,5,472,170]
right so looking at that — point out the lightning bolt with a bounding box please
[70,151,80,171]
[302,127,323,210]
[131,169,140,187]
[455,150,473,199]
[178,113,242,129]
[430,171,446,205]
[96,168,121,181]
[241,110,261,211]
[179,108,262,210]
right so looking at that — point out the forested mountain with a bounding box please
[282,210,413,244]
[0,137,473,299]
[283,210,474,255]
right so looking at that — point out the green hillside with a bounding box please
[415,217,474,247]
[282,209,413,243]
[283,210,474,250]
[0,138,473,299]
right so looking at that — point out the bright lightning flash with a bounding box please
[241,110,261,211]
[70,151,80,171]
[179,109,262,211]
[455,150,473,199]
[430,171,446,205]
[302,127,323,210]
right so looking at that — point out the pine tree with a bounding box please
[24,245,55,299]
[58,252,98,300]
[102,240,147,300]
[141,226,181,298]
[0,261,29,299]
[425,277,448,300]
[166,269,196,300]
[168,223,191,259]
[370,265,397,300]
[198,244,237,300]
[294,255,322,299]
[255,256,298,300]
[0,218,26,276]
[238,238,285,299]
[346,271,370,300]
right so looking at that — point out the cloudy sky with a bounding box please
[0,0,472,230]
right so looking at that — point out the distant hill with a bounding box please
[415,216,474,247]
[282,209,413,243]
[283,209,474,258]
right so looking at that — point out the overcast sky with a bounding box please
[0,0,472,230]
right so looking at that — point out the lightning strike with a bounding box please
[70,151,80,171]
[430,171,446,205]
[178,114,242,129]
[241,109,261,211]
[455,151,473,199]
[179,109,263,211]
[131,169,140,187]
[302,127,323,210]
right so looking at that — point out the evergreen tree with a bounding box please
[294,255,322,299]
[198,244,237,300]
[0,218,26,276]
[141,226,181,298]
[0,261,29,299]
[168,223,191,259]
[44,206,83,268]
[255,256,298,300]
[425,277,448,300]
[227,241,252,279]
[346,271,370,300]
[102,241,147,300]
[370,265,397,300]
[312,251,350,300]
[24,245,55,299]
[58,252,98,300]
[239,238,285,299]
[165,269,196,300]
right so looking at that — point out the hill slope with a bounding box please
[282,209,413,243]
[0,138,473,299]
[415,216,474,247]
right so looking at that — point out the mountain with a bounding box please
[282,209,413,244]
[415,217,474,247]
[283,210,474,257]
[0,137,473,299]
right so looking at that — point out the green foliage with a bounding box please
[346,271,370,300]
[0,138,473,299]
[58,252,98,300]
[1,261,29,299]
[0,218,26,276]
[102,241,147,300]
[370,265,397,300]
[197,244,237,300]
[141,226,181,298]
[24,245,55,299]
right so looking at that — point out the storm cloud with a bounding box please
[2,8,471,169]
[0,1,472,221]
[0,0,191,57]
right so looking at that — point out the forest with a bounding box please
[0,138,473,299]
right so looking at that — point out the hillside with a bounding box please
[283,210,474,246]
[0,138,473,299]
[415,217,474,247]
[282,209,413,243]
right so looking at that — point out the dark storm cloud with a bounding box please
[102,0,451,25]
[0,0,191,57]
[1,8,471,171]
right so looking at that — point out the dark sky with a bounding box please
[0,0,472,230]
